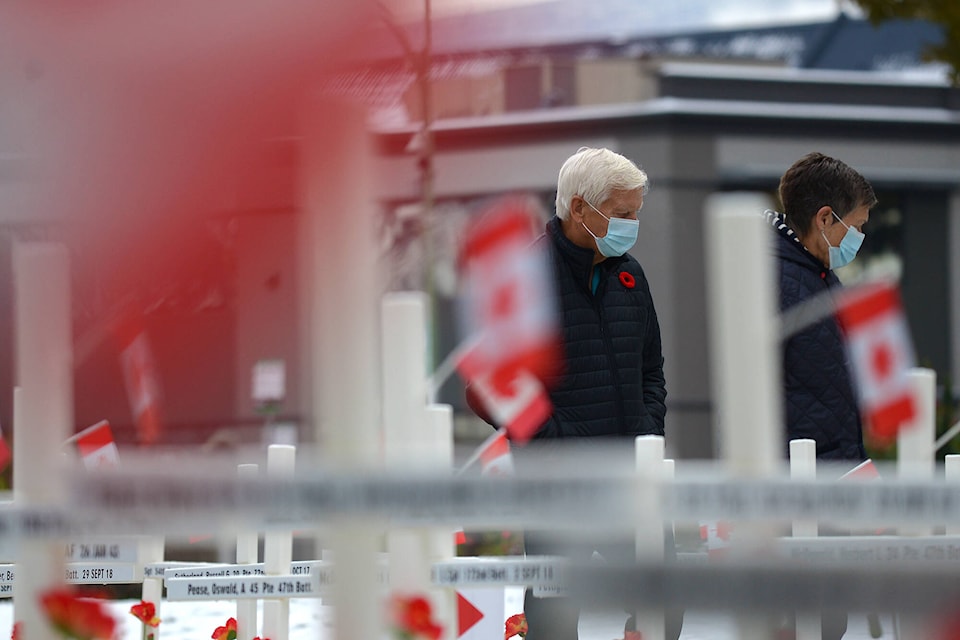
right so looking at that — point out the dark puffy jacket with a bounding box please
[767,211,865,462]
[529,216,667,439]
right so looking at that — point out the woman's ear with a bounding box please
[814,205,833,231]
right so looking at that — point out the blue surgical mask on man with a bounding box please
[581,199,639,257]
[821,210,864,269]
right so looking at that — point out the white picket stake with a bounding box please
[790,439,820,640]
[382,292,430,466]
[381,294,462,635]
[382,293,434,604]
[947,456,960,536]
[137,535,165,640]
[635,435,665,640]
[898,368,937,537]
[705,194,782,640]
[663,459,675,539]
[789,440,818,538]
[262,446,295,640]
[301,95,383,640]
[12,244,74,640]
[236,464,260,640]
[426,404,457,640]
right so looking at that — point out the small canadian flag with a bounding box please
[836,282,917,442]
[74,420,120,470]
[699,520,732,559]
[841,458,880,481]
[120,332,163,445]
[479,430,514,476]
[458,197,559,383]
[466,368,551,444]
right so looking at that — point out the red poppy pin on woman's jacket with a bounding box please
[619,272,635,289]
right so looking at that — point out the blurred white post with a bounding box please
[139,535,165,640]
[789,440,817,537]
[662,459,675,538]
[12,244,73,640]
[262,445,295,640]
[895,368,936,639]
[236,464,260,640]
[947,455,960,536]
[426,404,456,640]
[705,194,782,475]
[790,439,820,640]
[382,292,430,462]
[897,368,936,537]
[382,292,432,593]
[705,194,782,640]
[634,435,665,640]
[300,98,383,640]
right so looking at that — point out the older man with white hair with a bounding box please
[468,147,681,640]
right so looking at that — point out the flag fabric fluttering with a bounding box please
[0,423,11,474]
[119,331,163,445]
[479,430,514,476]
[836,282,917,443]
[466,369,552,445]
[457,197,559,443]
[699,520,732,559]
[73,420,120,470]
[841,458,880,481]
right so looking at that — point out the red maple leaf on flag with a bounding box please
[836,282,917,443]
[458,196,560,385]
[457,196,561,442]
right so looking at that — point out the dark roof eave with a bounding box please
[374,97,960,153]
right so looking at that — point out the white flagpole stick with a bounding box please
[426,334,482,405]
[457,427,507,475]
[934,418,960,452]
[61,419,109,446]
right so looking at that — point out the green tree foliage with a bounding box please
[853,0,960,83]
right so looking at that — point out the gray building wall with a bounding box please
[373,69,960,459]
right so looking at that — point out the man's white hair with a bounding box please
[555,147,648,221]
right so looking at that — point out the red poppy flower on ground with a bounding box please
[39,588,117,640]
[389,594,443,640]
[211,617,238,640]
[619,272,635,288]
[505,612,527,639]
[129,601,161,627]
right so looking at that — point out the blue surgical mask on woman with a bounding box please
[581,199,639,257]
[821,210,864,269]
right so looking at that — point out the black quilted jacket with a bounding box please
[767,211,866,462]
[530,217,667,439]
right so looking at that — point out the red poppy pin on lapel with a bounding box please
[619,272,635,289]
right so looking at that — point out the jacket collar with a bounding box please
[546,216,623,276]
[765,209,825,272]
